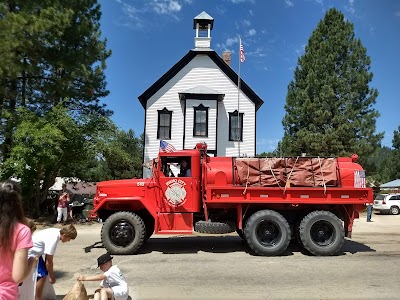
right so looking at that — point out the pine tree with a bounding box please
[0,0,111,160]
[281,8,382,160]
[0,0,112,215]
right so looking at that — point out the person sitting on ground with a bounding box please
[77,252,129,300]
[0,180,38,300]
[179,159,191,177]
[22,224,77,300]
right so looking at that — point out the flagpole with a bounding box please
[237,36,241,157]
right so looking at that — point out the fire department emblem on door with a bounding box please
[165,179,187,207]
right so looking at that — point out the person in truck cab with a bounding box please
[179,159,191,177]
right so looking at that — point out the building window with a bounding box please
[229,110,244,141]
[193,104,208,137]
[157,108,172,139]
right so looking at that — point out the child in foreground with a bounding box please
[77,253,129,300]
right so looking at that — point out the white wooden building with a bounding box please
[138,11,264,178]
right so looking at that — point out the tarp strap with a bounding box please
[243,161,250,195]
[267,158,282,188]
[284,156,299,194]
[318,156,327,195]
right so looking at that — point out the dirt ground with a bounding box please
[34,211,400,300]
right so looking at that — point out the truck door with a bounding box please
[158,156,197,213]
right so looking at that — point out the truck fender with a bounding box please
[92,197,157,219]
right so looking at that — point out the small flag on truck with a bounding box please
[354,170,366,188]
[160,140,176,153]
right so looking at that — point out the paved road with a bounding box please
[51,212,400,300]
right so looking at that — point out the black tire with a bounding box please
[244,210,291,256]
[144,218,155,240]
[101,212,145,255]
[194,221,234,234]
[299,211,344,256]
[236,229,245,239]
[390,206,399,215]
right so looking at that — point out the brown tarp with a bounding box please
[236,157,338,187]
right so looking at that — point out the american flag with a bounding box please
[354,170,366,188]
[159,140,176,153]
[240,39,245,63]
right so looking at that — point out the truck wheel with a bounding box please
[390,206,399,215]
[299,211,344,256]
[244,210,291,256]
[144,218,154,240]
[236,229,245,239]
[101,212,145,255]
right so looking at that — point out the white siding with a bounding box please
[143,54,256,178]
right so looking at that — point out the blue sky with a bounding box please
[98,0,400,154]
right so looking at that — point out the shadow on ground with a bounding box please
[341,238,376,254]
[83,235,375,256]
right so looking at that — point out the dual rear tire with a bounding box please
[243,210,344,256]
[298,211,344,256]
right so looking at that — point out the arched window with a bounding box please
[229,110,243,141]
[157,108,172,139]
[193,104,208,137]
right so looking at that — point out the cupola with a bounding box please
[193,11,214,49]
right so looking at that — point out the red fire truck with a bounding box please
[92,143,372,256]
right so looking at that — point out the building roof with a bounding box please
[380,179,400,188]
[138,49,264,111]
[181,86,221,94]
[67,182,97,195]
[179,86,225,101]
[193,11,214,29]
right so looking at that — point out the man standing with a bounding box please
[21,224,77,300]
[367,204,373,222]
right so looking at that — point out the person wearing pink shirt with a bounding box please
[57,184,70,225]
[0,180,38,300]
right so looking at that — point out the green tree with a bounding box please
[0,0,111,160]
[0,0,112,215]
[100,128,143,180]
[281,8,382,162]
[1,105,107,216]
[388,126,400,180]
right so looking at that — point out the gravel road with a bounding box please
[47,212,400,300]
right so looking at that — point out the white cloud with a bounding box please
[284,0,294,7]
[395,11,400,17]
[114,0,194,30]
[369,25,375,35]
[225,0,255,3]
[249,9,254,15]
[256,138,280,153]
[215,6,227,15]
[248,28,256,36]
[151,0,182,15]
[114,0,145,29]
[295,44,306,55]
[345,0,355,15]
[247,47,268,58]
[242,19,251,27]
[226,36,239,47]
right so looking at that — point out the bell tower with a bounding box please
[193,11,214,49]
